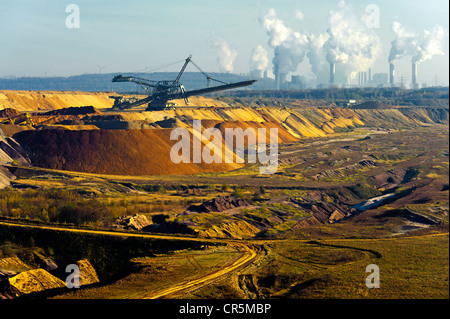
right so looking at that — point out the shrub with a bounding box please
[232,186,244,199]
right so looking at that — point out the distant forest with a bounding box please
[0,72,274,92]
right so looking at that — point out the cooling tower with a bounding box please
[412,62,418,89]
[274,63,280,90]
[389,63,395,86]
[330,63,335,85]
[250,69,263,79]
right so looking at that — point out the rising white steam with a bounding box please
[210,36,238,73]
[262,8,309,74]
[258,2,445,85]
[388,22,417,63]
[261,2,380,83]
[324,0,381,72]
[412,25,446,63]
[250,45,269,71]
[389,22,446,64]
[307,32,330,82]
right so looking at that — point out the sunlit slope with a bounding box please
[8,268,67,295]
[0,90,116,111]
[14,129,244,175]
[3,91,448,176]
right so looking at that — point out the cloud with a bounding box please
[295,10,304,21]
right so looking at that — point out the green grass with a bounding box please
[191,234,448,299]
[265,234,449,299]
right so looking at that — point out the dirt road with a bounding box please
[144,243,258,299]
[0,221,260,299]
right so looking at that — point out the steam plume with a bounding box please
[388,22,416,63]
[389,22,445,64]
[412,25,446,63]
[260,2,380,86]
[262,8,309,74]
[324,1,380,72]
[307,33,330,83]
[210,36,237,73]
[250,45,269,71]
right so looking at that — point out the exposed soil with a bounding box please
[183,196,251,214]
[13,129,242,175]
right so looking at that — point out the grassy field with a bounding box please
[188,234,449,299]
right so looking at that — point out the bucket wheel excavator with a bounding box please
[110,55,256,111]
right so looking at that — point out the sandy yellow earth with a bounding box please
[8,268,67,294]
[0,90,116,111]
[1,90,448,176]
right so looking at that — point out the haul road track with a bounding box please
[0,221,261,299]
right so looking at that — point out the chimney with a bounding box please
[275,69,280,89]
[412,62,418,89]
[389,63,395,87]
[330,63,335,86]
[274,50,280,90]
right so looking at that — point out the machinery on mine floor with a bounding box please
[3,113,35,127]
[110,55,256,111]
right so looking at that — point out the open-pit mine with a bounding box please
[0,89,448,302]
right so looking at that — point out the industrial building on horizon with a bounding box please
[249,59,431,90]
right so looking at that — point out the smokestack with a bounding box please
[330,63,335,86]
[274,66,279,89]
[274,50,280,90]
[389,62,395,86]
[412,62,418,89]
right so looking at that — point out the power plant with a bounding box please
[260,7,445,91]
[267,57,434,90]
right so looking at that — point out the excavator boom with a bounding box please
[111,55,256,110]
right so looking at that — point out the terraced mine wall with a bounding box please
[10,107,448,176]
[1,90,448,176]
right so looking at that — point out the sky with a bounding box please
[0,0,448,86]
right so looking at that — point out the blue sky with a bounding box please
[0,0,448,86]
